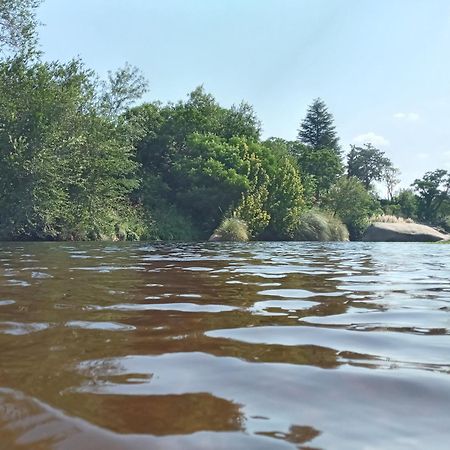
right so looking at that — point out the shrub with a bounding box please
[292,209,349,241]
[210,217,249,242]
[322,177,381,240]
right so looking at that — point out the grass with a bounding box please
[292,209,349,241]
[370,214,414,224]
[210,217,249,242]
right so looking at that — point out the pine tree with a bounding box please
[297,98,340,153]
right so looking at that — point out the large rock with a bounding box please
[362,222,449,242]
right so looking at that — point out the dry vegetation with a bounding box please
[370,214,414,224]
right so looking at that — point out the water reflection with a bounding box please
[0,242,449,449]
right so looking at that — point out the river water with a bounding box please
[0,242,449,449]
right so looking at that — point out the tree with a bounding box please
[0,0,41,57]
[222,101,261,141]
[258,139,304,239]
[347,143,393,189]
[384,165,401,201]
[127,88,266,238]
[153,134,304,239]
[170,134,252,234]
[412,169,450,223]
[0,57,142,240]
[294,143,343,200]
[322,176,380,240]
[101,63,148,116]
[297,98,340,153]
[396,189,418,219]
[129,86,262,173]
[128,97,305,239]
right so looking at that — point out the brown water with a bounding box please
[0,242,449,450]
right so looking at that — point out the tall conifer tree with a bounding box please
[297,98,340,154]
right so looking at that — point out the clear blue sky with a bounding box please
[37,0,450,190]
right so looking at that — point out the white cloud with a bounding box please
[352,132,390,147]
[393,112,420,121]
[417,152,430,160]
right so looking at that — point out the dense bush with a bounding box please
[322,177,381,240]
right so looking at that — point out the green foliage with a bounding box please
[233,161,271,237]
[130,86,261,152]
[171,134,252,234]
[211,217,249,242]
[412,169,450,223]
[293,99,343,201]
[0,57,142,240]
[100,63,148,116]
[395,189,418,220]
[127,86,263,237]
[255,138,305,239]
[292,209,349,241]
[322,176,381,240]
[222,101,261,141]
[384,165,401,201]
[347,143,393,189]
[129,92,304,240]
[294,143,343,200]
[135,173,198,240]
[0,0,41,57]
[142,206,198,241]
[297,98,340,153]
[264,157,305,239]
[234,184,271,237]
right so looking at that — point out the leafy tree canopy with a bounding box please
[395,189,418,219]
[293,143,343,201]
[0,57,143,240]
[412,169,450,223]
[347,143,393,189]
[0,0,41,57]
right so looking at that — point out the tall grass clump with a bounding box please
[209,218,249,242]
[292,209,349,241]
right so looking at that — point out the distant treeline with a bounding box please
[0,1,449,241]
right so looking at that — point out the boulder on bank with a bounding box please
[362,222,449,242]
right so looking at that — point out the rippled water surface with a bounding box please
[0,242,449,449]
